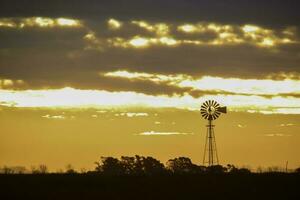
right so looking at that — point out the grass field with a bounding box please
[1,173,299,200]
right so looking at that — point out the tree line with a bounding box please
[94,156,251,175]
[1,155,300,175]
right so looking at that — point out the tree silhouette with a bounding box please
[120,156,136,175]
[166,157,203,174]
[39,164,48,174]
[142,156,165,175]
[31,164,48,174]
[65,164,77,174]
[95,157,125,175]
[133,155,144,175]
[2,166,15,174]
[95,155,166,175]
[227,164,251,174]
[206,165,227,174]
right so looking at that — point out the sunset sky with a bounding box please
[1,0,300,171]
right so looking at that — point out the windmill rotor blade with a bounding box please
[213,101,217,108]
[215,111,221,115]
[212,101,216,107]
[214,112,220,117]
[212,100,217,106]
[204,101,209,107]
[205,101,209,107]
[213,113,219,117]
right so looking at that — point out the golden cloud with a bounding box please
[177,22,296,47]
[103,70,300,96]
[86,20,297,49]
[1,17,297,49]
[0,79,25,89]
[131,20,170,36]
[107,18,122,30]
[83,31,103,51]
[1,85,300,114]
[137,131,193,136]
[0,17,82,28]
[107,36,179,48]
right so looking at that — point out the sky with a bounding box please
[0,0,300,171]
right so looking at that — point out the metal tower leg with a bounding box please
[203,120,219,166]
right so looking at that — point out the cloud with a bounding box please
[264,133,292,137]
[114,112,149,117]
[1,87,300,114]
[137,131,193,136]
[247,108,300,115]
[0,16,299,92]
[82,19,298,50]
[1,1,299,28]
[0,3,299,106]
[103,70,300,97]
[279,123,295,127]
[131,20,170,36]
[107,18,122,30]
[0,79,25,89]
[96,110,108,113]
[42,114,65,119]
[237,124,246,128]
[0,17,82,28]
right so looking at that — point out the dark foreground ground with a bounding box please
[0,173,299,200]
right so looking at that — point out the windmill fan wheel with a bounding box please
[200,100,226,120]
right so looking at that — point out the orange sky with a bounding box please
[1,1,300,171]
[1,106,299,171]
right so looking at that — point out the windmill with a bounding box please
[200,100,227,166]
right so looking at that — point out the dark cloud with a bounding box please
[1,0,300,27]
[0,27,86,49]
[0,0,300,97]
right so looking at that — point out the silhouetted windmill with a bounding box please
[200,100,227,166]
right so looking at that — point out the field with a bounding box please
[1,173,299,200]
